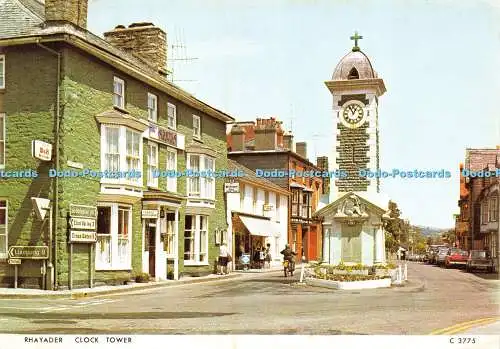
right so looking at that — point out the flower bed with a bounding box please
[304,262,394,289]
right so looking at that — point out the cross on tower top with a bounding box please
[350,31,363,52]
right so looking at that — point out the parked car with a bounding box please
[444,248,468,268]
[426,245,446,264]
[436,247,450,266]
[466,250,494,273]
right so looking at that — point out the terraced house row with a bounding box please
[0,0,235,289]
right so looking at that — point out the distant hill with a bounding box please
[412,225,450,237]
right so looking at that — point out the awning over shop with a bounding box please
[239,216,277,237]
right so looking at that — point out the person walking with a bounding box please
[218,243,231,275]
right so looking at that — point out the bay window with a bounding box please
[166,148,177,192]
[147,143,158,188]
[0,200,7,259]
[187,154,215,200]
[96,204,132,270]
[481,201,488,224]
[489,196,498,222]
[184,215,209,264]
[101,125,143,186]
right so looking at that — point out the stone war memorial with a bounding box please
[314,32,391,267]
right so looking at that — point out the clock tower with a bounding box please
[325,32,386,202]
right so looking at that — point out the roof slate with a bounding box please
[227,159,289,194]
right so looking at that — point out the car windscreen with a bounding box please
[471,251,487,258]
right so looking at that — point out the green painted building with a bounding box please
[0,0,234,289]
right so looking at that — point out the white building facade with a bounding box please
[226,160,290,269]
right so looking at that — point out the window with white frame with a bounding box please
[167,103,176,129]
[113,77,125,109]
[147,143,158,188]
[0,200,7,259]
[193,115,201,139]
[481,201,488,224]
[186,154,216,200]
[166,148,177,192]
[126,129,141,182]
[0,55,4,89]
[96,204,132,269]
[275,194,280,221]
[101,125,143,186]
[117,206,131,265]
[147,93,158,122]
[184,215,208,264]
[0,114,5,168]
[204,156,214,199]
[164,212,176,255]
[104,127,120,172]
[490,196,498,222]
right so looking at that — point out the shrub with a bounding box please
[134,273,150,283]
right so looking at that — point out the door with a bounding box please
[309,227,318,261]
[147,224,156,277]
[341,224,361,263]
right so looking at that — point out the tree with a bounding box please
[385,201,403,253]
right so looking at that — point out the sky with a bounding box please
[88,0,500,229]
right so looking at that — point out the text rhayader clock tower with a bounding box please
[325,32,386,202]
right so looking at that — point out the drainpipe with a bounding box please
[37,41,61,291]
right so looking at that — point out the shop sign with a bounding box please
[149,123,177,147]
[32,140,52,161]
[142,209,159,219]
[69,217,96,230]
[70,231,97,243]
[8,246,49,260]
[263,204,274,211]
[224,183,240,193]
[70,204,97,218]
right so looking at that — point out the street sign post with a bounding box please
[68,204,98,290]
[8,246,49,259]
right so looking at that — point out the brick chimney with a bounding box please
[295,142,307,159]
[45,0,88,28]
[104,23,168,76]
[283,132,294,151]
[254,117,280,151]
[230,125,246,152]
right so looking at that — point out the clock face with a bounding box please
[343,104,363,124]
[341,102,365,128]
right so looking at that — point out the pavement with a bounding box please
[0,266,285,299]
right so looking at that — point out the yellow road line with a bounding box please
[430,317,500,335]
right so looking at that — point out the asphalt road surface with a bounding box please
[0,262,498,335]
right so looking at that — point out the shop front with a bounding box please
[233,214,281,270]
[142,193,182,281]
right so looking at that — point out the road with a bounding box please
[0,262,498,335]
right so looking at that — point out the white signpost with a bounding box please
[224,183,240,193]
[69,217,96,230]
[32,140,52,161]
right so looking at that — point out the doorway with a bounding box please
[146,222,156,277]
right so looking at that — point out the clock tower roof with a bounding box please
[332,50,377,81]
